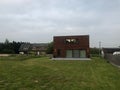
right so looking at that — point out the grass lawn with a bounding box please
[0,55,120,90]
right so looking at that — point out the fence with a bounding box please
[104,54,120,66]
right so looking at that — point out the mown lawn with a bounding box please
[0,55,120,90]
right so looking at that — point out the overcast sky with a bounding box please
[0,0,120,47]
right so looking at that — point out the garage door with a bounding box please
[80,50,86,58]
[73,50,80,58]
[66,50,72,58]
[66,50,86,58]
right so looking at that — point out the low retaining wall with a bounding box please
[105,54,120,66]
[0,54,10,57]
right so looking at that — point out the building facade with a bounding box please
[53,35,90,58]
[19,43,48,55]
[101,48,120,58]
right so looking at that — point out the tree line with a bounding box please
[0,39,54,54]
[0,39,99,55]
[0,39,25,54]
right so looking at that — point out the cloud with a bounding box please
[0,0,120,47]
[0,0,30,4]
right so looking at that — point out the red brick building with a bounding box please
[53,35,90,58]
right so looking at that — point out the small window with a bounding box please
[65,38,78,43]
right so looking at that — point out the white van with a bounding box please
[113,51,120,55]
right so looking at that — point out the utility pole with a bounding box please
[99,41,101,57]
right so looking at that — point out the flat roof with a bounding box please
[54,35,89,38]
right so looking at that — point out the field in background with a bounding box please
[0,55,120,90]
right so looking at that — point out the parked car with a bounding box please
[113,51,120,55]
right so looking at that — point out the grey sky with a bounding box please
[0,0,120,47]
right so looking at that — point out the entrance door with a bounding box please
[57,49,61,57]
[66,50,72,58]
[80,50,86,58]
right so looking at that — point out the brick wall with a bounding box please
[53,35,90,58]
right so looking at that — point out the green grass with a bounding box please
[0,56,120,90]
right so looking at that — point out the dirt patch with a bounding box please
[0,54,10,57]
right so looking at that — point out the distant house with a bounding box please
[19,43,48,55]
[53,35,90,58]
[101,48,120,58]
[31,43,48,55]
[19,43,31,54]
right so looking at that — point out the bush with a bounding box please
[2,49,15,54]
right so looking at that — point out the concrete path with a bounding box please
[52,58,91,60]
